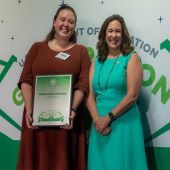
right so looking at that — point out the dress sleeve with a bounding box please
[74,46,91,96]
[18,43,38,89]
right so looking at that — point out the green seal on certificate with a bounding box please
[32,74,72,126]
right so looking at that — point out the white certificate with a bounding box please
[32,74,72,126]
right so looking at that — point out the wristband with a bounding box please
[108,112,117,121]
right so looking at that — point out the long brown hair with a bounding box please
[97,14,134,62]
[45,5,77,43]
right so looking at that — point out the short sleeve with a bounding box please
[74,46,91,96]
[18,43,38,89]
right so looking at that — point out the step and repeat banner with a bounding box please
[0,0,169,169]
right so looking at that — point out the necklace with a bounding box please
[97,56,119,91]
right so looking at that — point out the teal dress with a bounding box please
[88,53,148,170]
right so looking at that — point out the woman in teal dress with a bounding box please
[87,14,148,170]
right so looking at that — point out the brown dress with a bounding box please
[17,42,91,170]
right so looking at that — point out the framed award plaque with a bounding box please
[32,74,72,126]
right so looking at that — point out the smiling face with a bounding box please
[105,20,122,53]
[53,9,76,41]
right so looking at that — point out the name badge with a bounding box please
[55,52,71,60]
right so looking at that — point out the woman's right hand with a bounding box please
[21,83,36,129]
[25,109,36,129]
[94,116,111,133]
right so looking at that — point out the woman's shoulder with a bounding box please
[122,51,137,60]
[71,44,90,55]
[31,41,47,48]
[92,57,101,68]
[127,51,139,60]
[122,51,141,65]
[26,41,48,54]
[74,44,88,50]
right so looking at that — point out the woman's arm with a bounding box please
[110,53,143,117]
[87,62,111,135]
[86,62,100,122]
[66,90,84,129]
[64,46,91,130]
[21,82,34,129]
[18,43,38,129]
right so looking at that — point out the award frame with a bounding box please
[32,74,72,126]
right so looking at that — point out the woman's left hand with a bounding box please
[94,115,111,134]
[61,110,76,130]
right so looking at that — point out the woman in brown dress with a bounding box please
[17,5,91,170]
